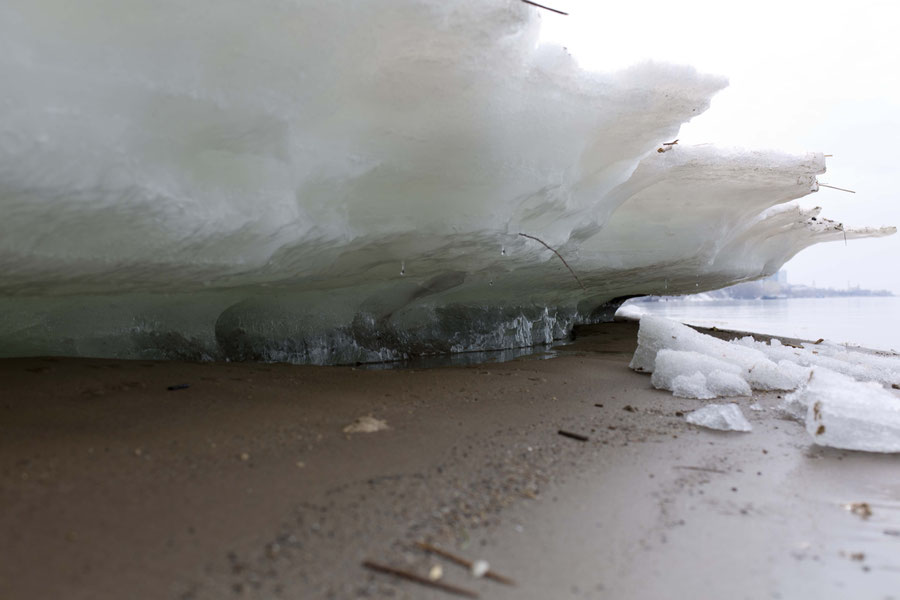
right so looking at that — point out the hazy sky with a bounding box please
[540,0,900,293]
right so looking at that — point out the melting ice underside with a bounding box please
[0,1,894,363]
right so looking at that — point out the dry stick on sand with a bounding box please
[362,560,480,598]
[673,465,727,474]
[557,429,589,442]
[519,0,569,15]
[415,542,516,586]
[517,233,586,291]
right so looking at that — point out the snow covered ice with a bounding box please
[685,404,753,432]
[0,0,894,362]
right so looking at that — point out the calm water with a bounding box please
[622,296,900,352]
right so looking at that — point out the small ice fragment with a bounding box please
[671,372,714,400]
[685,403,752,432]
[343,415,389,434]
[471,560,489,578]
[802,368,900,452]
[749,402,764,412]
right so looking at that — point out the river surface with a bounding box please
[620,296,900,352]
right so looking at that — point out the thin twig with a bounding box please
[558,429,589,442]
[416,542,516,586]
[818,183,856,193]
[518,233,586,291]
[519,0,568,15]
[673,466,727,474]
[363,561,480,598]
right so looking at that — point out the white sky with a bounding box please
[539,0,900,293]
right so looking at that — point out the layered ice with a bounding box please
[685,404,753,432]
[0,0,894,362]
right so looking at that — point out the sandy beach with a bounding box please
[2,320,898,599]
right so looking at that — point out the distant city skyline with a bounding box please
[541,0,900,293]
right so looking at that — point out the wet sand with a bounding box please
[1,321,898,599]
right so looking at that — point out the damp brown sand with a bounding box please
[1,321,898,599]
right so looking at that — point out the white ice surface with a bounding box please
[685,403,753,432]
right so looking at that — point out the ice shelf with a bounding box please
[0,0,893,362]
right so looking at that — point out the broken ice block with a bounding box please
[671,372,715,399]
[685,403,752,432]
[707,369,752,397]
[651,349,742,393]
[779,390,808,422]
[735,334,899,387]
[802,368,900,453]
[630,316,798,390]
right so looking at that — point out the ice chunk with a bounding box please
[707,369,752,397]
[800,369,900,453]
[651,349,741,390]
[634,316,900,440]
[631,316,797,390]
[685,403,753,432]
[650,349,751,398]
[779,392,808,422]
[734,335,900,387]
[671,372,715,400]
